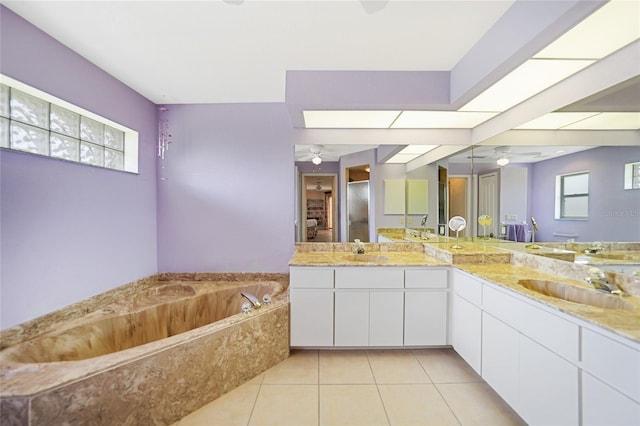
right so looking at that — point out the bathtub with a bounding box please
[0,275,290,426]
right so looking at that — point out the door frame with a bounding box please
[448,174,475,238]
[301,173,338,242]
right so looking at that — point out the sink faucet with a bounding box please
[353,239,365,254]
[420,214,429,238]
[585,268,628,296]
[585,241,603,254]
[241,291,262,308]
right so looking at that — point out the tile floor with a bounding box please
[174,348,525,426]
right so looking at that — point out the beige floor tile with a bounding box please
[249,384,318,426]
[173,382,260,426]
[247,372,265,385]
[320,385,389,426]
[367,350,431,384]
[378,384,460,426]
[319,350,375,384]
[436,383,526,426]
[413,348,482,383]
[262,349,318,384]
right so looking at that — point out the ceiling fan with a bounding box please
[298,145,324,165]
[468,146,544,165]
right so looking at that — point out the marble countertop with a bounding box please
[289,251,448,267]
[456,263,640,342]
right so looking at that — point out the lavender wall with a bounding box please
[531,146,640,242]
[0,7,158,328]
[156,104,295,272]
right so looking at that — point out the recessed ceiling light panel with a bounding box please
[561,112,640,130]
[460,59,595,112]
[303,110,400,128]
[391,111,498,128]
[534,1,640,60]
[515,112,600,129]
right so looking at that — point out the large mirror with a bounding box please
[294,74,639,280]
[295,141,639,243]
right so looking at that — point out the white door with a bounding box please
[479,172,498,237]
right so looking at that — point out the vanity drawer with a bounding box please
[290,267,334,288]
[452,270,482,306]
[335,267,404,289]
[405,268,448,289]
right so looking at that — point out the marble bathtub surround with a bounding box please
[0,273,289,351]
[0,274,159,350]
[0,275,290,426]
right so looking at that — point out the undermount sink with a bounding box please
[518,279,634,310]
[343,254,389,263]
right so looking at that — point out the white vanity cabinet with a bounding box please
[289,267,334,347]
[453,268,640,426]
[289,265,450,348]
[481,312,519,410]
[451,270,483,374]
[581,328,640,426]
[404,269,449,346]
[334,267,404,346]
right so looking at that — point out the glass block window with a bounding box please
[0,76,138,173]
[555,171,589,219]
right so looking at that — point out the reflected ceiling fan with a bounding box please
[299,144,324,165]
[478,146,543,166]
[494,146,544,166]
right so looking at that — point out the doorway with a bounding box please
[301,173,337,242]
[346,165,370,242]
[448,175,474,238]
[478,172,499,237]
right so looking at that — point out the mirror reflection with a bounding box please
[295,142,640,274]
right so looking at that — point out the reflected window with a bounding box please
[555,171,589,219]
[624,162,640,190]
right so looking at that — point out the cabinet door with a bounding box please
[482,312,519,411]
[519,335,579,426]
[370,291,404,346]
[404,291,448,346]
[290,290,334,347]
[335,291,369,346]
[451,294,482,374]
[582,372,640,426]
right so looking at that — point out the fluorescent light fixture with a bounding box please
[460,59,595,112]
[534,1,640,60]
[386,145,438,164]
[514,112,600,129]
[561,112,640,130]
[391,111,498,128]
[303,110,400,128]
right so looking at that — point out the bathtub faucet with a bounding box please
[241,292,261,309]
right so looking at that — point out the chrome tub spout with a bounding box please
[241,291,262,308]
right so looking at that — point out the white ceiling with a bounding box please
[1,0,514,104]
